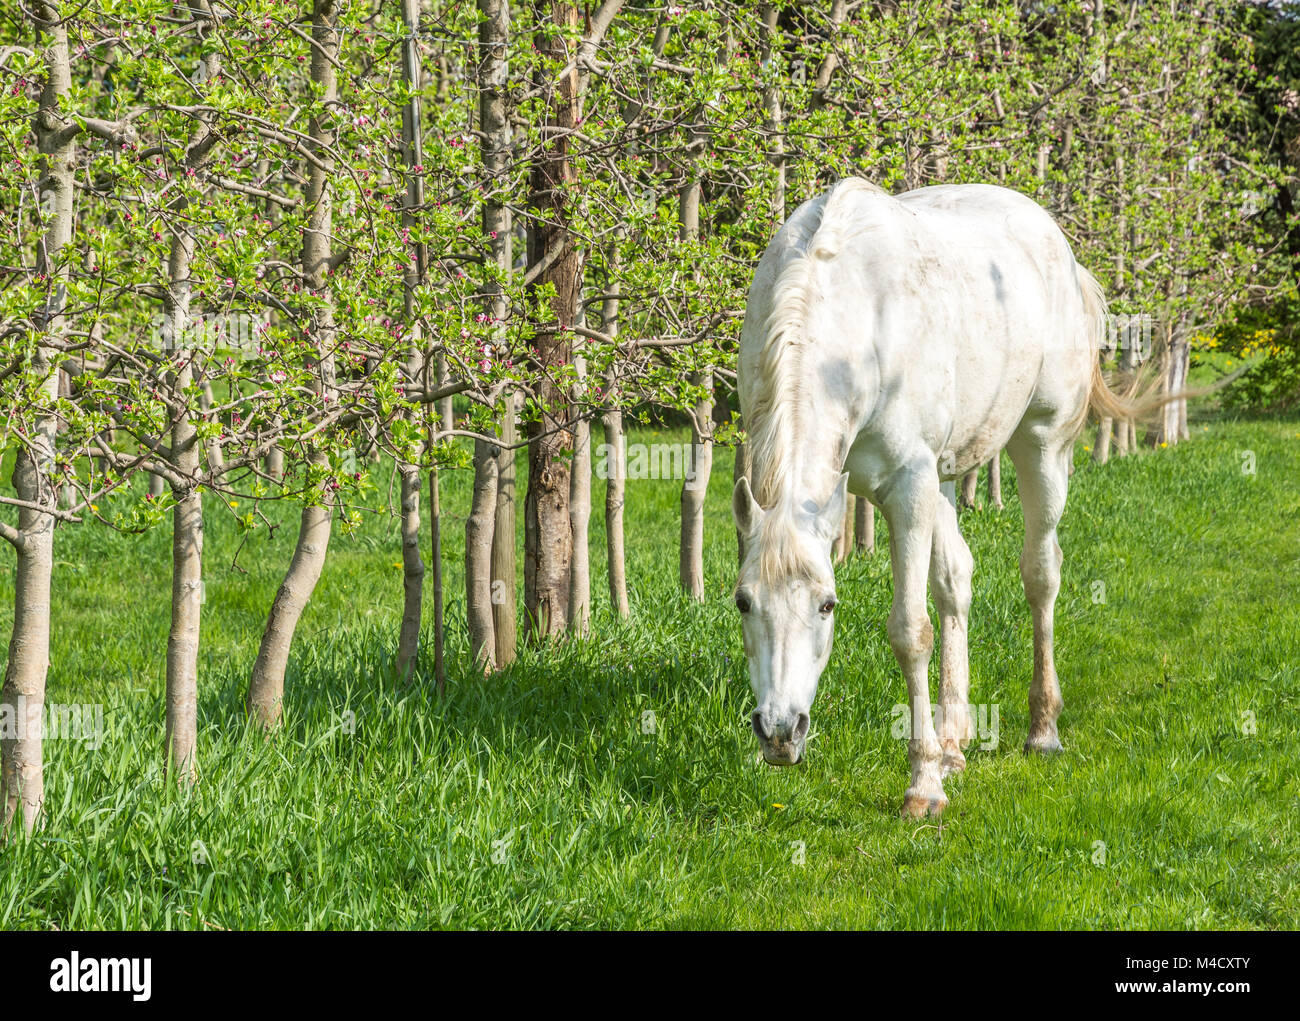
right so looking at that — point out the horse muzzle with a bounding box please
[753,708,810,766]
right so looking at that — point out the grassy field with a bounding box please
[1,416,1297,929]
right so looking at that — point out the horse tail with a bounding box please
[1076,263,1184,427]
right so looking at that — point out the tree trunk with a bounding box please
[258,155,286,485]
[1159,329,1190,446]
[465,423,498,666]
[2,506,55,835]
[247,503,332,726]
[199,378,224,472]
[760,3,785,224]
[524,0,581,639]
[987,454,1003,509]
[265,431,285,482]
[678,109,711,599]
[164,224,201,781]
[480,0,516,665]
[467,438,499,668]
[854,496,874,554]
[524,400,573,638]
[162,30,218,777]
[1093,418,1113,464]
[437,355,454,444]
[397,0,426,684]
[811,0,849,110]
[359,357,381,461]
[397,465,423,682]
[2,2,72,833]
[480,0,517,666]
[1172,340,1189,443]
[428,443,446,695]
[602,404,629,617]
[1107,138,1126,466]
[680,376,713,598]
[1116,317,1139,457]
[1144,322,1185,448]
[247,0,339,727]
[166,478,202,778]
[492,396,518,665]
[599,253,629,618]
[569,349,592,635]
[833,494,853,563]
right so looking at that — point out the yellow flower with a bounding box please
[90,504,99,512]
[1160,442,1168,448]
[228,501,239,508]
[772,803,785,809]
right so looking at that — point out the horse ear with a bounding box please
[732,476,763,535]
[816,473,850,539]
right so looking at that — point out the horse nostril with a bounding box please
[793,712,810,743]
[751,710,770,742]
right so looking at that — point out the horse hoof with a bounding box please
[941,748,967,777]
[1023,734,1063,755]
[901,791,948,818]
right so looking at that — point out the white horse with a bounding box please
[732,178,1135,817]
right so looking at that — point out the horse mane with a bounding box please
[744,178,887,586]
[747,250,818,510]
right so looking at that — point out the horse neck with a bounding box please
[750,385,850,514]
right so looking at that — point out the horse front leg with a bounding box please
[884,476,946,817]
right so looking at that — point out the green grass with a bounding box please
[1,417,1298,929]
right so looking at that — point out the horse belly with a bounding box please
[945,346,1040,476]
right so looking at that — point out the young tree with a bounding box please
[397,0,429,684]
[247,0,342,727]
[1,1,75,832]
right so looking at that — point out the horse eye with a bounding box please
[735,594,751,614]
[819,598,837,615]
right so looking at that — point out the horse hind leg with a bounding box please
[929,496,974,776]
[1006,431,1070,754]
